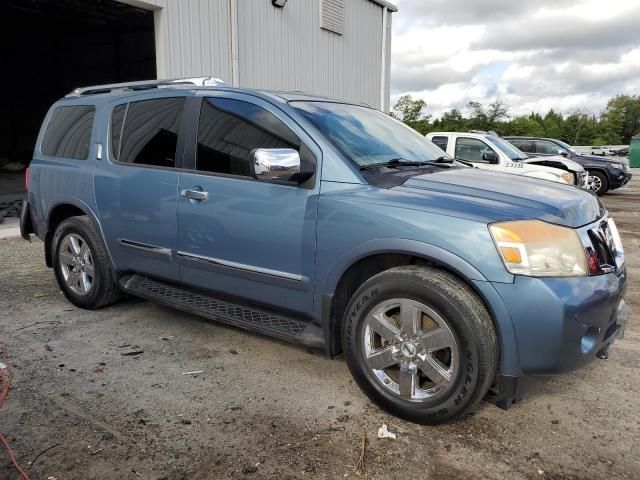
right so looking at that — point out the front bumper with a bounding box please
[610,170,632,189]
[492,269,628,375]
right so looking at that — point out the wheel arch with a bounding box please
[320,239,505,359]
[44,198,112,269]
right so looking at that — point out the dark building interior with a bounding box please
[0,0,156,215]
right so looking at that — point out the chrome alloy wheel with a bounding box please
[590,175,602,193]
[362,298,459,401]
[59,233,94,296]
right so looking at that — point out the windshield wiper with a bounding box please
[360,158,430,170]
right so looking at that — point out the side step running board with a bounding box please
[119,274,324,349]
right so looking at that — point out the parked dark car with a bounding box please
[505,137,632,195]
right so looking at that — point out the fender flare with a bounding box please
[322,238,489,298]
[44,196,117,271]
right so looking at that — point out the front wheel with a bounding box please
[590,171,609,196]
[343,266,498,424]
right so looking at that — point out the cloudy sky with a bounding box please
[390,0,640,118]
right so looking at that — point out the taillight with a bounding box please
[25,167,29,190]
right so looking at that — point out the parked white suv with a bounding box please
[427,132,589,188]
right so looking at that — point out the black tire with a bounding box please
[52,215,121,309]
[343,266,497,424]
[591,171,609,196]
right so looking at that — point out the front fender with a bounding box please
[321,238,491,298]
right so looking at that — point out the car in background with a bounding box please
[590,146,610,156]
[505,137,632,195]
[427,132,589,188]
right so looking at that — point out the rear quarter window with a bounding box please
[42,105,95,160]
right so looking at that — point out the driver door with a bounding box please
[454,137,501,172]
[176,93,321,316]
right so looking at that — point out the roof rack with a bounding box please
[66,76,227,97]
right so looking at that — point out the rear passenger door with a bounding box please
[94,94,190,281]
[176,92,320,316]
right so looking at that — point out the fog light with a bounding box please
[581,327,600,354]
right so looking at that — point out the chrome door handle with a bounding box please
[180,189,209,201]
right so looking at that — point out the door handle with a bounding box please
[180,189,209,201]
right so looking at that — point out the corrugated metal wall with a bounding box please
[236,0,383,108]
[128,0,233,81]
[120,0,389,110]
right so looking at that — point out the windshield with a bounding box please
[555,139,579,155]
[291,101,450,167]
[487,136,528,160]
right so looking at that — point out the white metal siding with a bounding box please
[119,0,388,109]
[237,0,383,108]
[126,0,232,80]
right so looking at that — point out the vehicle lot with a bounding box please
[1,174,638,480]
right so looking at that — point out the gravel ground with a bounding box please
[1,175,638,480]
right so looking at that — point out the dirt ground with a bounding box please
[1,174,639,480]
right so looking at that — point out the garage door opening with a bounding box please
[0,0,156,218]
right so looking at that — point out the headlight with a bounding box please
[610,163,623,169]
[489,220,587,277]
[560,172,574,184]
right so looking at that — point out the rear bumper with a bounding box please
[491,269,628,375]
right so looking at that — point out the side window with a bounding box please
[535,141,559,155]
[431,136,448,152]
[510,139,534,153]
[196,97,300,176]
[42,105,95,160]
[118,97,185,168]
[455,137,496,163]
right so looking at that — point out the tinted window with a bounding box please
[292,102,447,167]
[535,140,560,155]
[509,139,534,153]
[431,136,448,152]
[455,137,496,163]
[110,104,127,161]
[197,97,300,176]
[119,98,185,168]
[42,105,95,160]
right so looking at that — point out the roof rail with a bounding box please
[66,77,227,97]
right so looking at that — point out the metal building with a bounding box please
[0,0,395,210]
[124,0,396,111]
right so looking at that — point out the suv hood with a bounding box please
[394,167,603,228]
[578,153,627,165]
[521,155,585,173]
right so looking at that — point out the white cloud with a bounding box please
[390,0,640,118]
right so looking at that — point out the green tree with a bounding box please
[542,109,564,140]
[505,116,545,136]
[391,95,431,134]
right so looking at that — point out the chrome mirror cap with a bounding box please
[251,148,302,182]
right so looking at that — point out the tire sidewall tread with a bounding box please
[342,266,497,424]
[51,215,120,309]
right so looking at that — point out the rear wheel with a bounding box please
[52,216,120,309]
[590,171,609,196]
[343,266,497,424]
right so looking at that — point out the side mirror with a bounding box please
[250,148,311,183]
[482,150,498,163]
[557,148,569,157]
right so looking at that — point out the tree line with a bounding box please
[391,94,640,146]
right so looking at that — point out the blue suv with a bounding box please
[21,79,628,424]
